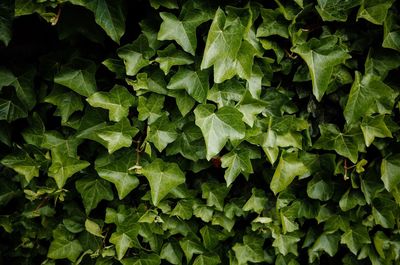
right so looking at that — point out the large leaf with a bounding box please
[87,85,135,122]
[95,149,141,199]
[357,0,393,25]
[194,104,245,160]
[54,58,97,97]
[344,72,398,125]
[75,177,114,214]
[292,36,351,101]
[141,159,185,206]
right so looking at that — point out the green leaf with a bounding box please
[344,72,398,125]
[160,242,182,265]
[339,189,366,211]
[242,188,268,214]
[273,233,300,256]
[201,181,229,211]
[194,104,245,160]
[75,177,114,214]
[137,93,165,124]
[233,235,271,265]
[316,0,360,22]
[270,152,311,194]
[44,87,84,123]
[110,232,133,260]
[207,79,246,108]
[77,118,138,154]
[73,0,126,43]
[0,1,12,46]
[85,219,103,238]
[121,253,161,265]
[171,199,193,220]
[309,232,341,258]
[155,44,193,75]
[221,148,255,186]
[340,225,371,255]
[192,254,221,265]
[48,151,90,189]
[95,149,141,199]
[292,36,351,101]
[313,124,359,163]
[87,85,135,122]
[200,225,227,250]
[148,115,178,152]
[54,58,97,97]
[357,0,393,25]
[360,115,392,147]
[307,177,334,201]
[381,154,400,192]
[382,11,400,52]
[47,225,83,262]
[118,35,154,76]
[167,67,209,103]
[141,159,185,206]
[41,132,81,158]
[1,151,40,183]
[0,98,27,122]
[256,8,289,38]
[179,239,205,263]
[150,0,178,9]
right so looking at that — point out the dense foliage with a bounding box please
[1,0,400,264]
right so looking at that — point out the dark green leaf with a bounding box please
[75,177,114,214]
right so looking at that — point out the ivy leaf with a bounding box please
[0,98,27,122]
[171,199,193,220]
[221,148,256,186]
[256,8,289,38]
[147,115,178,152]
[121,253,161,265]
[192,254,221,265]
[292,36,351,101]
[272,233,300,256]
[242,188,268,214]
[72,0,126,43]
[137,93,165,124]
[316,0,361,22]
[54,58,97,97]
[1,151,40,183]
[155,44,193,75]
[270,152,311,195]
[42,131,81,158]
[194,104,245,160]
[313,124,359,163]
[382,11,400,52]
[309,232,341,258]
[340,225,371,255]
[233,235,272,265]
[344,72,398,125]
[44,87,84,123]
[0,1,12,46]
[110,232,133,260]
[95,149,141,199]
[47,225,83,262]
[360,115,392,147]
[118,35,155,76]
[160,242,183,265]
[77,118,138,154]
[357,0,393,25]
[307,177,334,201]
[87,85,135,122]
[167,67,209,103]
[381,154,400,192]
[201,181,229,211]
[48,151,90,189]
[150,0,178,9]
[141,159,185,206]
[179,239,205,263]
[75,177,114,214]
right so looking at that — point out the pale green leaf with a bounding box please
[361,115,392,147]
[110,232,133,260]
[272,233,300,256]
[147,115,178,152]
[221,149,255,186]
[155,44,193,74]
[87,85,135,122]
[192,254,221,265]
[141,159,185,206]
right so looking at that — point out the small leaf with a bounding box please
[242,188,268,214]
[272,233,300,256]
[87,85,135,122]
[54,58,97,97]
[141,159,185,206]
[75,177,114,214]
[85,219,103,238]
[194,104,245,160]
[221,148,255,186]
[45,87,84,123]
[47,225,83,262]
